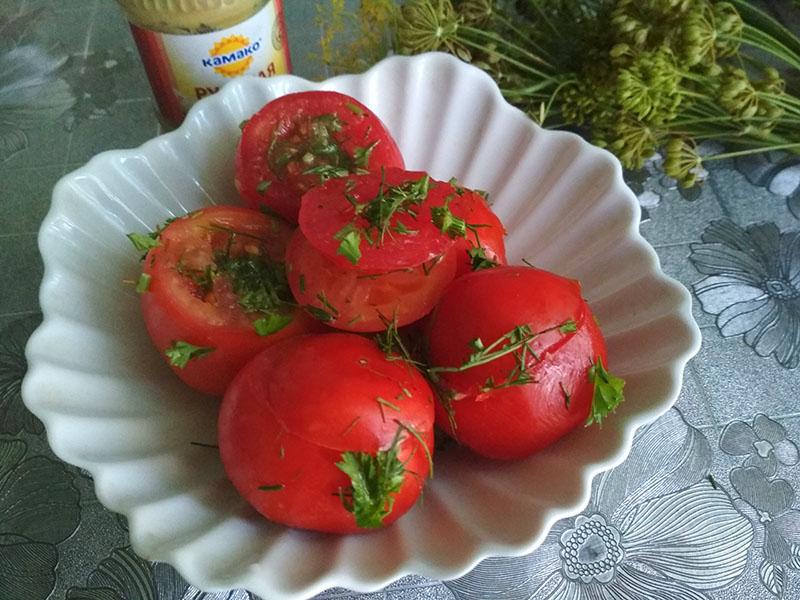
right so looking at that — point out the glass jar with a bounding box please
[117,0,290,123]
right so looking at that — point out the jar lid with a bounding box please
[117,0,267,34]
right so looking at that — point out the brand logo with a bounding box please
[202,35,261,77]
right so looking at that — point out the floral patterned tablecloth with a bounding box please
[1,1,800,599]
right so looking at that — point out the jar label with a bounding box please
[130,1,290,123]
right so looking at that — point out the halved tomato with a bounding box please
[136,206,322,395]
[235,91,404,222]
[285,229,457,332]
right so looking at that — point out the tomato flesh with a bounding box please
[218,334,435,533]
[235,91,404,223]
[425,266,608,459]
[286,229,458,332]
[140,206,323,396]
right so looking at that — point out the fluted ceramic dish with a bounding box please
[23,53,701,599]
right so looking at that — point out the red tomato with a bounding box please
[298,168,463,273]
[285,229,458,332]
[138,206,323,396]
[425,266,610,459]
[449,189,507,277]
[235,91,404,223]
[218,334,435,533]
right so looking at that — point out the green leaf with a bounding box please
[352,140,379,169]
[559,319,577,333]
[346,102,365,116]
[126,232,158,254]
[467,246,498,270]
[336,434,406,529]
[256,180,271,194]
[164,341,214,369]
[334,225,363,265]
[586,357,625,427]
[135,273,151,294]
[430,202,467,238]
[253,313,293,336]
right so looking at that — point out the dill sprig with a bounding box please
[391,0,800,187]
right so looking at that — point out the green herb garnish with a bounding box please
[135,273,151,294]
[431,198,467,238]
[336,428,408,529]
[346,102,365,116]
[165,341,214,369]
[467,246,499,271]
[586,357,625,427]
[253,313,293,336]
[256,180,271,194]
[334,224,363,265]
[258,484,284,492]
[428,320,577,392]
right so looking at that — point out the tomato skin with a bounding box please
[218,334,435,533]
[450,191,507,277]
[425,266,607,459]
[139,206,323,396]
[235,91,404,223]
[299,168,462,273]
[285,229,457,332]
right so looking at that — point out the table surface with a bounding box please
[2,2,800,599]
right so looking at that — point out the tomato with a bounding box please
[448,188,507,277]
[138,206,323,396]
[235,91,404,223]
[285,229,458,332]
[218,334,435,533]
[298,168,464,272]
[425,266,611,459]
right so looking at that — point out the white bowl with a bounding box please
[23,53,701,599]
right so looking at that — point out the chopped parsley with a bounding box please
[253,313,293,336]
[336,429,406,529]
[467,246,499,271]
[135,273,151,294]
[127,216,176,258]
[431,199,467,238]
[586,357,625,426]
[334,224,363,265]
[165,341,214,369]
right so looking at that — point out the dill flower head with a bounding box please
[679,3,716,67]
[664,137,705,187]
[611,0,692,49]
[608,117,661,170]
[713,1,743,58]
[718,66,784,131]
[616,47,683,124]
[456,0,494,26]
[396,0,466,58]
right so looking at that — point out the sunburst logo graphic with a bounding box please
[203,34,261,78]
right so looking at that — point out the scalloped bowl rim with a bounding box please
[23,53,702,598]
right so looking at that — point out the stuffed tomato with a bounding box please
[287,168,507,332]
[235,90,404,222]
[134,206,322,396]
[425,266,624,460]
[218,334,435,533]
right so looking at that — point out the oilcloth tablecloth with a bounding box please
[1,1,799,599]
